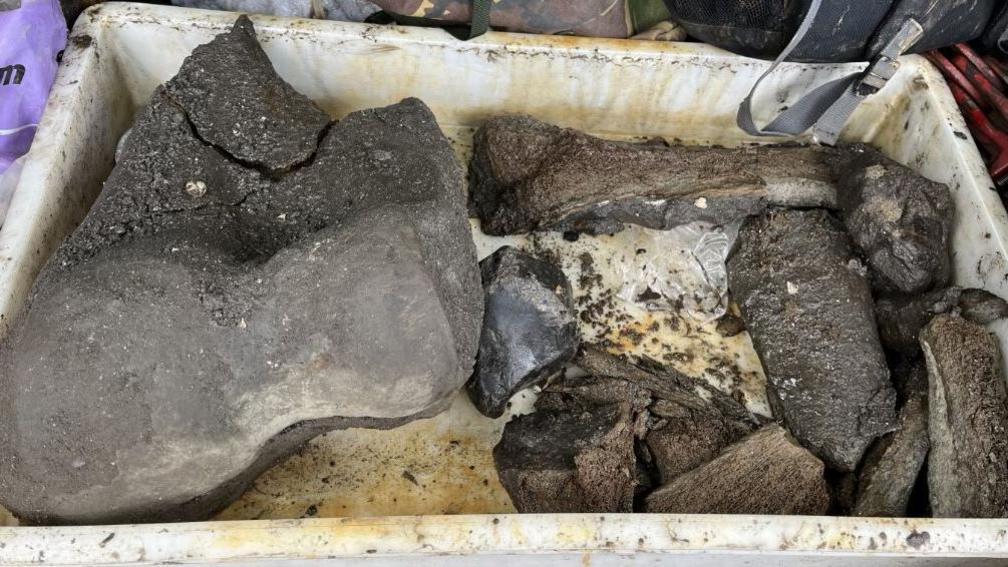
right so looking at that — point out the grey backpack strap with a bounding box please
[737,1,924,145]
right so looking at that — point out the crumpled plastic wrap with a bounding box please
[529,222,738,322]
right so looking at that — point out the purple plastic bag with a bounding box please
[0,0,66,176]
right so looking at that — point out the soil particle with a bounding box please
[906,530,931,549]
[714,312,746,337]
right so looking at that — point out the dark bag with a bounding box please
[983,2,1008,55]
[663,0,1002,143]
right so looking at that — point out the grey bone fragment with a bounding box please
[563,348,761,483]
[921,315,1008,518]
[853,376,929,518]
[644,395,757,483]
[574,346,763,426]
[469,115,950,241]
[643,424,831,515]
[875,287,1008,357]
[493,401,638,513]
[494,348,765,513]
[837,154,954,294]
[726,209,897,472]
[163,15,331,172]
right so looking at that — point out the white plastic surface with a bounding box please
[1,2,1008,564]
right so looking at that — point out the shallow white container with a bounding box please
[2,2,1008,564]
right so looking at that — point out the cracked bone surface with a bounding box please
[0,17,482,524]
[644,424,831,515]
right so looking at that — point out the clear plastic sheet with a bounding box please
[533,222,738,322]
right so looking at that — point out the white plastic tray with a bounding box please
[1,2,1008,564]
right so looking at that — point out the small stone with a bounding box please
[644,424,830,515]
[466,246,578,418]
[921,315,1008,518]
[184,180,207,198]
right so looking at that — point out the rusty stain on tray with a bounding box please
[216,393,524,520]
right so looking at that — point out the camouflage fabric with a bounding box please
[372,0,669,38]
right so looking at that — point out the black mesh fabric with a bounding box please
[664,0,997,63]
[664,0,791,31]
[663,0,800,58]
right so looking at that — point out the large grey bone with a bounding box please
[727,209,897,472]
[0,18,481,525]
[469,115,840,236]
[922,315,1008,518]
